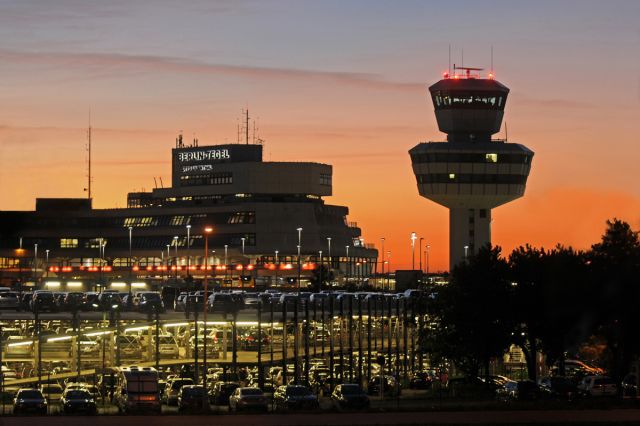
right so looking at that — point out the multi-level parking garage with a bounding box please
[0,290,428,396]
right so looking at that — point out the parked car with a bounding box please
[0,292,20,310]
[177,385,208,413]
[367,375,401,397]
[539,376,579,400]
[13,388,47,414]
[209,381,240,405]
[97,291,122,310]
[162,378,194,405]
[137,292,165,313]
[578,375,617,397]
[497,380,542,402]
[273,385,319,411]
[174,292,188,312]
[39,383,64,402]
[409,371,434,390]
[228,387,268,412]
[61,388,97,414]
[31,291,57,312]
[331,383,369,410]
[622,374,638,398]
[116,335,143,359]
[153,334,180,359]
[208,293,243,313]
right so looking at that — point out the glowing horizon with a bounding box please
[1,1,639,271]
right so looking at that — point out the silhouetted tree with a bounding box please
[508,245,546,382]
[538,245,593,375]
[589,219,640,385]
[426,245,512,378]
[309,265,334,292]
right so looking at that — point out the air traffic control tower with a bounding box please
[409,67,534,270]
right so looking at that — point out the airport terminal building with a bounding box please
[0,138,378,290]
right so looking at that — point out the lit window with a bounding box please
[60,238,78,248]
[449,173,456,179]
[486,153,498,163]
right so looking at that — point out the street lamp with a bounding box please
[203,226,213,386]
[345,245,350,286]
[224,245,228,266]
[173,236,179,284]
[419,237,424,273]
[464,245,469,261]
[426,245,430,276]
[45,249,49,280]
[128,226,133,297]
[275,250,279,287]
[186,224,192,278]
[318,250,323,291]
[33,243,38,283]
[410,232,417,270]
[326,237,332,270]
[296,228,302,294]
[386,250,391,290]
[380,237,385,289]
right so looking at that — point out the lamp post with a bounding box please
[318,250,323,292]
[380,237,385,290]
[426,245,430,276]
[410,232,417,270]
[173,236,179,284]
[386,250,391,290]
[419,237,424,273]
[275,250,279,287]
[203,226,213,387]
[224,245,228,281]
[296,227,302,294]
[186,224,191,279]
[464,245,469,262]
[33,243,38,283]
[45,249,49,280]
[241,237,246,287]
[128,226,133,297]
[345,245,350,286]
[326,237,332,272]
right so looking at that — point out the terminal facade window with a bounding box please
[180,172,233,187]
[60,238,78,248]
[319,173,332,186]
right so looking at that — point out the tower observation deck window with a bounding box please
[433,92,505,110]
[485,153,498,163]
[418,173,527,185]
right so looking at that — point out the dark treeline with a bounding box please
[423,219,640,386]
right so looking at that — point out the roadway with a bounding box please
[2,410,640,425]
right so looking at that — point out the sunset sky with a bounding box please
[1,0,639,271]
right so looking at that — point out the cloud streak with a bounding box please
[0,48,424,92]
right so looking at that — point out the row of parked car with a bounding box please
[174,288,426,313]
[12,382,100,415]
[0,290,165,313]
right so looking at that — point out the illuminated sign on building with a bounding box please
[178,149,230,162]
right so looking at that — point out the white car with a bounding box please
[578,375,617,397]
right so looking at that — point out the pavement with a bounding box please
[2,410,640,425]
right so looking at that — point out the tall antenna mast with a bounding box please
[491,45,494,73]
[448,44,451,75]
[87,109,92,200]
[245,108,249,145]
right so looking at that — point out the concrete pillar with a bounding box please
[449,207,491,270]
